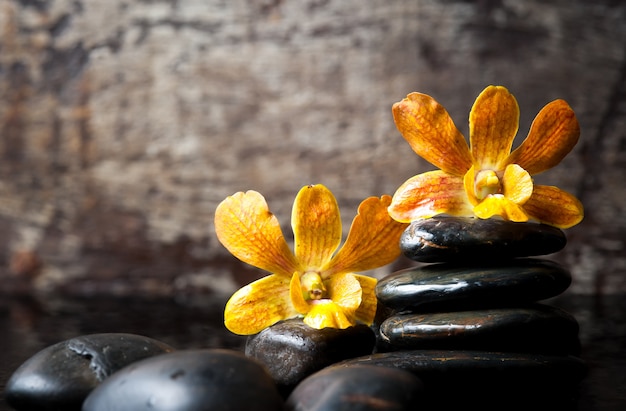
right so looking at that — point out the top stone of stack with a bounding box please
[400,216,567,263]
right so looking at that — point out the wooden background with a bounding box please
[0,0,624,296]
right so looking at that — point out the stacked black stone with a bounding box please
[354,216,586,409]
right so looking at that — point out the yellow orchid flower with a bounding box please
[388,85,584,229]
[214,184,408,335]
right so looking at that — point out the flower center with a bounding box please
[474,169,502,200]
[300,271,327,301]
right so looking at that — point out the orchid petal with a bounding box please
[292,184,342,270]
[522,185,584,228]
[215,191,299,277]
[224,274,298,335]
[502,164,533,204]
[289,272,311,314]
[326,272,362,313]
[469,86,520,170]
[392,92,472,175]
[303,301,354,330]
[324,195,407,275]
[463,166,479,206]
[506,99,580,175]
[352,274,378,326]
[388,170,473,222]
[473,195,529,222]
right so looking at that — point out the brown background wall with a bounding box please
[0,0,624,296]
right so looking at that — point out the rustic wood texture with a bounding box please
[0,0,624,295]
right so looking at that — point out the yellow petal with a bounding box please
[522,185,584,228]
[505,99,580,175]
[289,272,311,314]
[463,166,479,206]
[469,86,520,170]
[473,195,529,222]
[323,195,408,275]
[291,184,342,270]
[224,274,298,335]
[215,191,300,276]
[352,274,378,326]
[303,300,355,330]
[502,164,533,204]
[326,272,362,313]
[392,92,472,176]
[388,170,473,223]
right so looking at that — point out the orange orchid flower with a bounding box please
[214,184,408,335]
[388,85,584,228]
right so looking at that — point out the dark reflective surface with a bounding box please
[0,291,624,410]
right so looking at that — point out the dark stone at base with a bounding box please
[378,304,580,354]
[286,364,424,411]
[376,258,571,312]
[332,350,586,410]
[5,333,174,411]
[401,217,567,263]
[82,349,285,411]
[245,318,376,396]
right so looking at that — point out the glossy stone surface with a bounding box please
[245,318,376,395]
[333,350,587,409]
[379,304,580,354]
[376,258,571,312]
[286,364,424,411]
[5,333,174,411]
[400,217,567,263]
[82,349,284,411]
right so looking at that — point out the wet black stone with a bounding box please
[286,364,424,411]
[333,350,586,410]
[401,216,567,263]
[5,333,174,411]
[378,304,580,354]
[82,349,285,411]
[376,258,571,312]
[245,318,376,396]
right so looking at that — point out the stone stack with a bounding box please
[339,216,586,409]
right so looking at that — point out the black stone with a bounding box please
[401,216,567,263]
[378,304,580,354]
[245,318,376,396]
[286,364,424,411]
[332,350,587,410]
[376,258,571,312]
[5,333,174,411]
[82,349,285,411]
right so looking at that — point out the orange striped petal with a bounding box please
[502,164,533,204]
[388,170,473,222]
[215,191,299,276]
[469,86,520,170]
[352,274,378,326]
[505,99,580,175]
[324,195,408,275]
[522,185,584,228]
[224,274,298,335]
[303,301,354,330]
[392,92,472,175]
[291,184,342,270]
[473,195,529,222]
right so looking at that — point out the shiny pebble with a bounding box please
[82,349,284,411]
[400,216,567,263]
[245,318,376,395]
[379,304,580,354]
[376,258,571,312]
[286,364,424,411]
[5,333,174,411]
